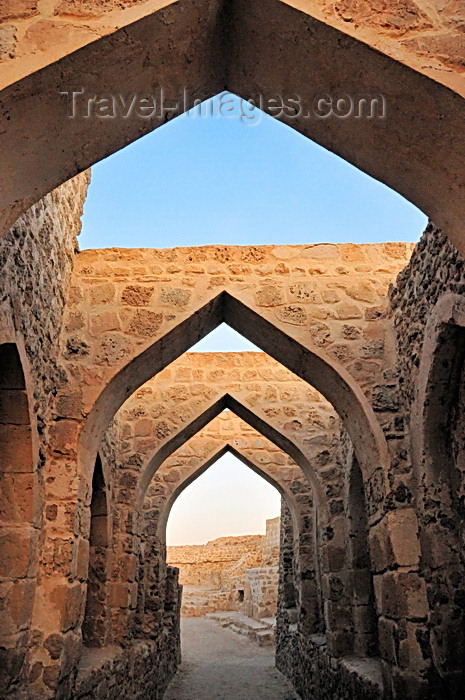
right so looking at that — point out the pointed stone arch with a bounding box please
[1,0,464,249]
[82,453,112,648]
[135,393,326,508]
[156,444,301,621]
[106,389,358,652]
[411,293,465,693]
[78,291,389,498]
[0,339,39,692]
[103,392,326,646]
[413,293,465,486]
[156,443,302,541]
[135,414,318,643]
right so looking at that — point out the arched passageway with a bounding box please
[16,237,429,699]
[164,449,285,618]
[82,454,111,648]
[411,294,465,695]
[102,369,383,690]
[0,343,37,692]
[82,376,332,652]
[100,355,334,652]
[30,238,427,698]
[346,454,378,658]
[2,3,464,693]
[149,424,305,698]
[77,289,389,495]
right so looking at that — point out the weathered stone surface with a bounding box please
[334,0,432,35]
[3,120,465,698]
[0,1,38,21]
[0,172,88,696]
[0,0,463,101]
[167,520,279,619]
[0,24,17,59]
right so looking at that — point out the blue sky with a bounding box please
[82,94,426,544]
[80,93,427,250]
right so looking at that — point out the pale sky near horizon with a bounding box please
[80,93,427,545]
[166,454,281,546]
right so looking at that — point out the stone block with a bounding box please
[380,572,428,620]
[122,285,154,306]
[321,542,346,572]
[127,310,163,337]
[47,581,85,633]
[373,574,384,616]
[418,524,451,569]
[0,578,35,635]
[326,629,354,657]
[48,420,80,457]
[42,663,60,690]
[0,388,29,424]
[90,515,109,547]
[378,615,398,664]
[90,311,121,335]
[117,553,138,582]
[398,622,429,672]
[334,301,363,319]
[109,583,130,608]
[0,424,33,471]
[55,391,84,419]
[62,582,85,632]
[0,24,17,61]
[391,667,430,700]
[0,1,38,21]
[369,516,389,573]
[351,567,374,605]
[353,603,377,635]
[303,244,339,260]
[75,537,90,581]
[325,600,353,629]
[387,508,421,568]
[0,528,34,578]
[129,582,138,609]
[0,471,38,524]
[255,284,284,307]
[89,283,115,306]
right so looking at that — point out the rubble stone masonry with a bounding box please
[1,171,460,698]
[2,20,465,690]
[167,518,279,619]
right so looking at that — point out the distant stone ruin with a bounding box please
[167,517,280,621]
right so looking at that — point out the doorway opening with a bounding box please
[166,452,281,636]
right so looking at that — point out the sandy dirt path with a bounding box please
[164,617,299,699]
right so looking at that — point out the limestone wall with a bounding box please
[167,517,282,619]
[387,225,465,697]
[59,241,408,532]
[1,0,464,96]
[4,171,465,698]
[0,172,89,695]
[73,566,181,700]
[244,566,279,619]
[168,535,265,588]
[167,534,266,617]
[0,171,88,440]
[278,628,383,700]
[262,516,280,565]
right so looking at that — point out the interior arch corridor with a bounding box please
[2,2,465,698]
